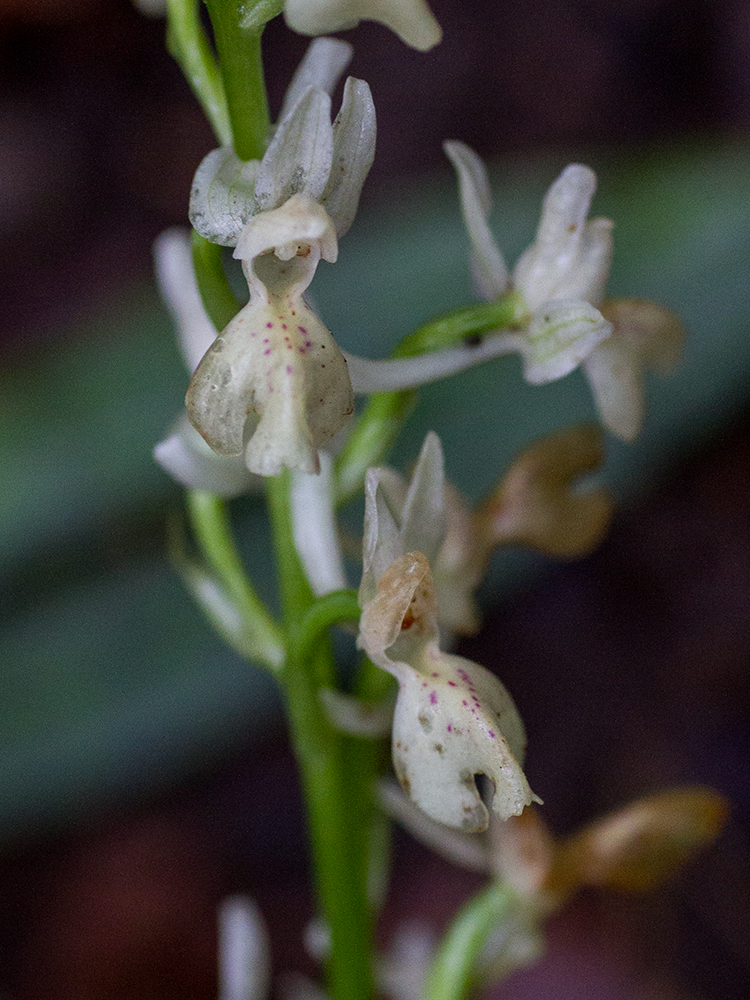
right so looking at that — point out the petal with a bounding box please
[252,87,334,214]
[358,551,441,677]
[284,0,442,51]
[319,687,395,736]
[185,293,354,477]
[559,216,613,307]
[488,808,556,900]
[218,897,271,1000]
[550,787,729,896]
[432,481,482,635]
[278,37,354,121]
[359,433,447,608]
[513,164,598,310]
[189,147,259,247]
[154,413,261,496]
[391,650,537,829]
[520,299,612,384]
[291,449,347,594]
[583,298,685,441]
[361,467,408,607]
[474,424,613,559]
[153,227,218,371]
[399,430,447,564]
[444,140,509,301]
[378,778,490,871]
[235,194,338,300]
[320,77,377,238]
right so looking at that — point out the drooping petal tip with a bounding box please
[284,0,442,50]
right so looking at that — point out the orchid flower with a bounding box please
[153,228,261,495]
[185,38,375,476]
[186,195,355,476]
[281,0,442,51]
[358,433,539,830]
[358,426,612,639]
[444,141,684,439]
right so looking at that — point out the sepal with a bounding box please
[519,299,612,384]
[584,298,685,441]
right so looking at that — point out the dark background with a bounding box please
[0,1,749,998]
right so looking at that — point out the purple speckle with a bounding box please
[250,331,257,338]
[282,324,287,330]
[457,669,469,682]
[462,700,468,707]
[422,682,428,688]
[305,340,313,348]
[431,672,439,678]
[488,731,496,739]
[471,708,477,715]
[447,681,457,687]
[298,346,306,354]
[266,322,273,329]
[264,348,271,355]
[446,724,453,733]
[263,338,270,344]
[429,691,437,705]
[286,365,293,374]
[298,326,307,334]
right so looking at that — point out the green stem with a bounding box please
[394,291,527,358]
[267,473,374,1000]
[335,291,526,503]
[187,490,284,668]
[294,589,361,667]
[165,0,232,146]
[205,0,270,161]
[335,390,416,507]
[423,883,515,1000]
[191,231,244,331]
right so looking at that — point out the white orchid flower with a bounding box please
[153,228,261,495]
[445,141,613,385]
[281,0,442,51]
[186,195,354,476]
[358,434,539,831]
[184,39,376,476]
[445,141,684,438]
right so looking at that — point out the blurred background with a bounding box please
[1,0,749,997]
